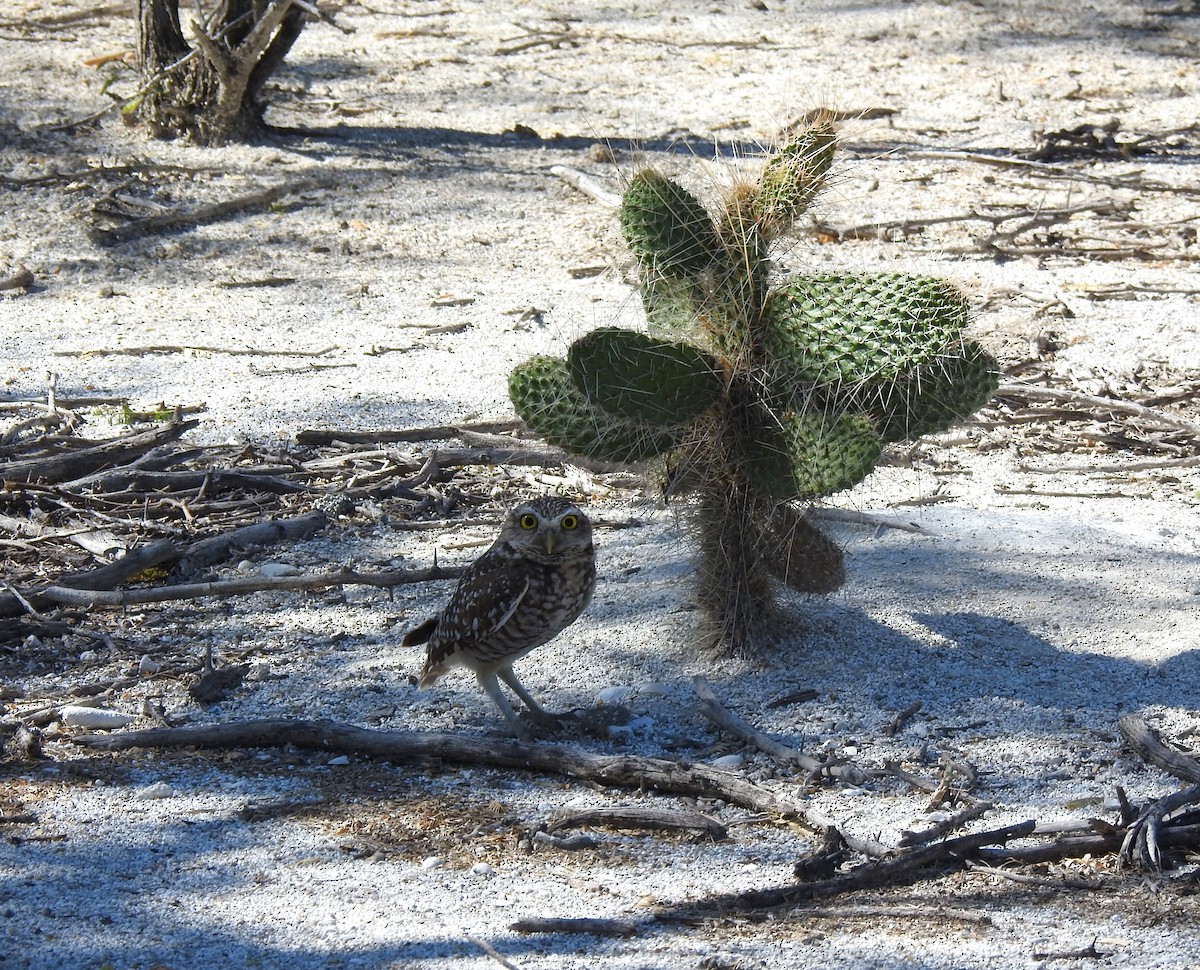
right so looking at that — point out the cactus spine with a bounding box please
[510,119,998,655]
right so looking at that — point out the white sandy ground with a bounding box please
[3,0,1200,967]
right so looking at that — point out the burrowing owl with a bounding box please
[403,496,597,738]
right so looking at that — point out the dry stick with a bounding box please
[70,718,822,827]
[899,801,994,848]
[0,420,199,485]
[53,344,336,359]
[509,917,637,938]
[693,676,869,786]
[37,564,465,609]
[466,936,521,970]
[547,806,727,840]
[296,421,523,446]
[807,507,934,535]
[548,165,622,208]
[89,179,326,246]
[1120,786,1200,870]
[1117,714,1200,784]
[668,820,1037,913]
[169,511,328,579]
[997,382,1200,440]
[883,701,923,737]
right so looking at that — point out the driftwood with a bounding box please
[70,717,822,827]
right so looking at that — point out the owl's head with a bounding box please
[501,496,593,561]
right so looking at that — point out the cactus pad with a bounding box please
[751,410,882,499]
[753,122,837,231]
[765,273,971,388]
[508,355,682,462]
[620,170,720,277]
[862,339,999,442]
[568,327,725,427]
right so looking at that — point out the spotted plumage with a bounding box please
[402,496,596,737]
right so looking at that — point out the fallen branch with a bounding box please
[509,917,637,938]
[667,820,1036,913]
[52,344,337,359]
[548,165,621,208]
[168,511,327,580]
[88,179,326,246]
[70,718,821,827]
[547,805,727,840]
[0,420,199,485]
[1117,713,1200,784]
[997,382,1200,441]
[693,676,869,786]
[36,563,464,609]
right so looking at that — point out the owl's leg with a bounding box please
[498,666,560,726]
[475,669,533,740]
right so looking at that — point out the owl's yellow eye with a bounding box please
[560,514,579,530]
[519,513,538,529]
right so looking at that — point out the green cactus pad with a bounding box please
[509,356,682,462]
[862,339,1000,443]
[640,273,702,332]
[765,273,971,389]
[753,123,837,230]
[750,410,882,499]
[620,170,720,277]
[567,327,724,426]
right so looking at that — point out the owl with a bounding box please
[403,496,597,738]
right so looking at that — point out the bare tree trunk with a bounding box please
[137,0,308,145]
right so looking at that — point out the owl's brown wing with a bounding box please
[416,556,533,682]
[437,562,532,644]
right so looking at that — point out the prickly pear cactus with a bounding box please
[510,120,999,655]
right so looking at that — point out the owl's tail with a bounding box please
[403,617,446,688]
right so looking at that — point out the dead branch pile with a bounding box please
[0,398,611,645]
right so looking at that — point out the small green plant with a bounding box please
[510,119,998,655]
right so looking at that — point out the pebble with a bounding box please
[471,863,495,877]
[710,754,744,770]
[420,856,444,870]
[259,562,300,578]
[326,755,351,766]
[78,650,99,663]
[138,655,161,675]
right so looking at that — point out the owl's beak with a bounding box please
[542,533,556,555]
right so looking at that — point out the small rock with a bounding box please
[710,754,744,770]
[78,650,99,663]
[326,755,351,766]
[420,856,444,870]
[471,862,495,877]
[134,782,176,800]
[606,716,654,740]
[259,562,300,578]
[138,655,161,675]
[594,685,634,706]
